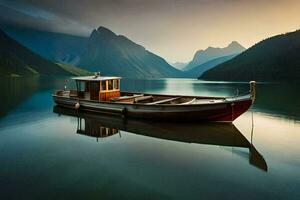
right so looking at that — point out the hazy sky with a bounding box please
[0,0,300,62]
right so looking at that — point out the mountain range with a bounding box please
[184,41,245,71]
[2,26,87,65]
[171,62,187,70]
[2,24,300,81]
[182,54,237,78]
[200,29,300,81]
[79,27,181,78]
[2,26,181,78]
[5,25,225,78]
[0,28,71,76]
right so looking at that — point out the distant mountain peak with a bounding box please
[97,26,116,35]
[204,46,221,52]
[229,41,239,45]
[171,61,188,70]
[228,41,244,48]
[204,41,244,51]
[79,27,180,78]
[90,26,116,40]
[184,41,246,71]
[200,29,300,81]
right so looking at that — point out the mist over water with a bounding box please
[0,77,300,200]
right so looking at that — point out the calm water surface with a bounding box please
[0,77,300,200]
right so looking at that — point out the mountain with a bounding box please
[184,41,245,71]
[0,28,72,76]
[200,29,300,81]
[183,54,237,78]
[79,27,181,78]
[55,63,93,76]
[171,62,187,70]
[1,25,87,65]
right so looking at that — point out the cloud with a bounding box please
[0,1,92,35]
[0,0,249,34]
[0,0,299,62]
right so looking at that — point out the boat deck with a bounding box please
[52,76,255,122]
[54,90,230,105]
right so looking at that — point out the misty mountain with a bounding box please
[171,62,187,70]
[183,54,237,78]
[1,25,87,65]
[184,41,245,71]
[0,29,71,76]
[79,27,181,78]
[200,29,300,81]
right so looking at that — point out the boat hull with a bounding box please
[52,94,252,122]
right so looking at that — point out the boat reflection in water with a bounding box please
[53,106,267,172]
[77,117,120,139]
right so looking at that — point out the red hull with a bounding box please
[206,99,253,122]
[124,98,253,122]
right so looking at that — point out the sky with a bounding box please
[0,0,300,63]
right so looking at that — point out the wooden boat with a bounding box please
[52,73,256,122]
[53,105,268,171]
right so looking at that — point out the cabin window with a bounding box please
[113,79,119,90]
[100,127,106,135]
[77,81,86,92]
[85,82,90,92]
[108,80,113,90]
[101,81,106,91]
[78,118,85,131]
[90,81,100,92]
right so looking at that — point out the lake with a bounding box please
[0,77,300,200]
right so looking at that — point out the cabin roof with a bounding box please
[72,76,121,81]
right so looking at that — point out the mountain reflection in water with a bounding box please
[53,106,268,172]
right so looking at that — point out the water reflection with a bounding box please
[0,77,39,117]
[53,105,268,171]
[1,77,300,199]
[0,77,71,119]
[1,77,299,121]
[77,117,120,139]
[253,83,300,119]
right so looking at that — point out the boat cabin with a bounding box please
[72,74,121,101]
[77,117,119,139]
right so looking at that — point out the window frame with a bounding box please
[113,79,119,90]
[108,80,113,90]
[101,81,107,91]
